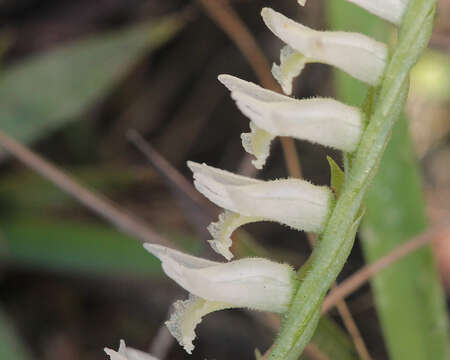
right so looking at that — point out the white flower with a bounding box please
[144,244,297,353]
[104,340,158,360]
[218,74,363,168]
[261,8,388,89]
[342,0,408,24]
[188,161,333,259]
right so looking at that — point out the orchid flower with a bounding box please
[144,244,298,354]
[188,161,333,260]
[261,8,388,94]
[104,340,159,360]
[219,74,363,168]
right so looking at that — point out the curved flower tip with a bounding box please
[104,340,158,360]
[345,0,407,24]
[261,7,388,86]
[188,161,334,234]
[165,295,230,354]
[220,75,363,154]
[241,122,273,169]
[272,45,309,95]
[207,210,262,260]
[143,244,296,313]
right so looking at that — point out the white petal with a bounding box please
[344,0,408,24]
[272,45,310,95]
[207,210,262,260]
[104,340,159,360]
[188,161,262,211]
[165,295,231,354]
[261,8,388,85]
[189,162,333,233]
[144,244,296,313]
[218,74,291,103]
[232,88,363,152]
[298,0,306,5]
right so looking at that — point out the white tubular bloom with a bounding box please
[104,340,159,360]
[262,8,388,87]
[188,161,333,259]
[144,244,297,353]
[344,0,408,24]
[219,74,363,160]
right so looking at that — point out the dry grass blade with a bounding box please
[0,130,174,248]
[322,223,449,313]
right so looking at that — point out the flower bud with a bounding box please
[218,74,363,167]
[261,8,388,87]
[144,244,297,353]
[105,340,158,360]
[188,161,333,259]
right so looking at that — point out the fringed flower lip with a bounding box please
[261,8,388,92]
[219,74,363,168]
[105,340,159,360]
[144,244,297,354]
[188,161,333,259]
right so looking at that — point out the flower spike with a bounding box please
[188,161,333,259]
[262,8,388,87]
[219,75,363,164]
[144,244,297,353]
[105,340,159,360]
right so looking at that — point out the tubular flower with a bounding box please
[104,340,159,360]
[188,161,333,260]
[219,74,363,168]
[261,8,388,93]
[144,244,298,354]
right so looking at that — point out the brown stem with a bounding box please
[0,130,174,248]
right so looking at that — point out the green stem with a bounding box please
[268,1,437,359]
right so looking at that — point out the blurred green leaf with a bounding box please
[0,166,152,214]
[327,1,450,359]
[0,217,198,276]
[0,16,183,154]
[0,308,31,360]
[361,115,450,359]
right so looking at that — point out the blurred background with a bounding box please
[0,0,449,359]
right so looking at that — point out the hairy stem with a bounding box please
[268,1,437,359]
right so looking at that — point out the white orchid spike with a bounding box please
[219,75,363,163]
[344,0,408,24]
[104,340,159,360]
[144,244,297,353]
[188,161,333,259]
[262,8,388,86]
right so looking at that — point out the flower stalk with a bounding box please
[267,0,438,358]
